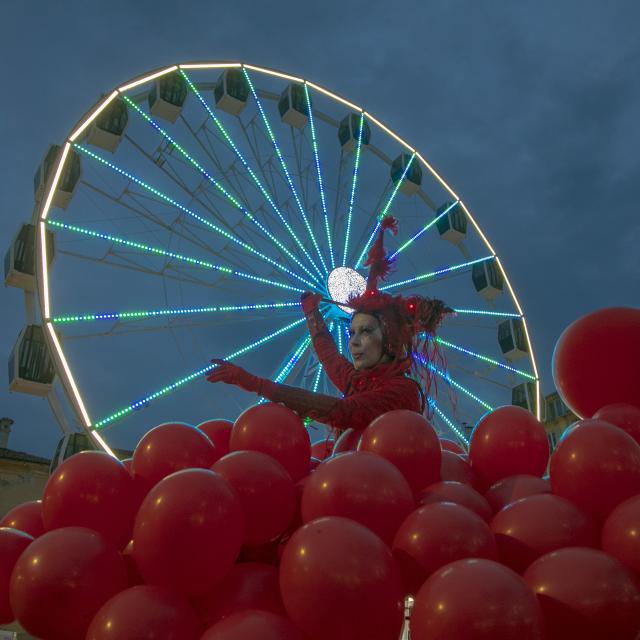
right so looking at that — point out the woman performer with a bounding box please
[206,215,451,435]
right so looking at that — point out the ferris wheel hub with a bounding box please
[327,267,366,314]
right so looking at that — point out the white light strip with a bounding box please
[244,64,303,83]
[68,91,119,142]
[305,80,362,112]
[363,111,414,153]
[118,65,178,92]
[179,62,242,69]
[458,201,541,420]
[45,322,93,427]
[89,429,117,457]
[39,223,51,319]
[40,143,71,221]
[415,152,460,201]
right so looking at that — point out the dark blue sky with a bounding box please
[1,1,638,457]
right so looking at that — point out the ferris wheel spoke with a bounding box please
[342,112,365,266]
[304,84,335,270]
[389,200,458,259]
[94,316,306,430]
[451,308,520,320]
[445,361,515,391]
[180,70,324,281]
[423,361,494,412]
[47,219,305,294]
[380,255,495,292]
[73,144,316,289]
[428,397,469,445]
[354,152,417,269]
[122,96,320,286]
[243,68,328,275]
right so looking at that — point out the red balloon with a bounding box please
[0,528,33,624]
[411,558,544,640]
[121,541,143,587]
[193,562,285,627]
[485,475,551,513]
[0,501,44,538]
[550,419,640,521]
[490,494,597,573]
[553,307,640,419]
[359,410,441,494]
[197,419,234,457]
[418,481,493,522]
[132,469,244,596]
[231,403,310,482]
[311,438,334,460]
[469,406,549,490]
[440,438,465,454]
[601,495,640,574]
[440,449,478,486]
[280,516,404,640]
[301,451,414,544]
[524,547,640,640]
[593,403,640,445]
[86,584,201,640]
[132,422,218,486]
[212,451,296,546]
[10,527,127,640]
[333,428,360,454]
[392,502,498,594]
[42,451,137,550]
[201,610,305,640]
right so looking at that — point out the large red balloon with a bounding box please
[332,428,360,454]
[418,480,492,522]
[440,449,478,486]
[193,563,285,627]
[10,527,127,640]
[469,406,549,490]
[411,558,544,640]
[132,422,218,486]
[490,494,597,573]
[592,403,640,445]
[231,403,310,482]
[86,585,201,640]
[280,516,404,640]
[359,410,441,494]
[484,475,551,513]
[601,495,640,574]
[392,502,498,594]
[212,451,296,546]
[201,610,305,640]
[42,451,137,549]
[550,419,640,521]
[440,438,465,454]
[132,469,244,596]
[0,500,44,538]
[197,419,234,457]
[301,451,414,544]
[524,547,640,640]
[552,307,640,418]
[0,528,33,624]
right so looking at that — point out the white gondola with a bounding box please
[149,71,188,123]
[4,224,54,291]
[498,318,528,361]
[471,260,504,301]
[33,144,81,209]
[214,69,250,116]
[278,83,309,129]
[8,325,55,396]
[511,381,536,413]
[436,200,467,244]
[338,113,371,153]
[391,153,423,196]
[86,98,128,152]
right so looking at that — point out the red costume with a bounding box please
[207,215,451,434]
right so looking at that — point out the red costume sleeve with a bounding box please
[305,308,353,393]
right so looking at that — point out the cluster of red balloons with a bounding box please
[0,306,639,639]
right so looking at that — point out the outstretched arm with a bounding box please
[301,292,353,392]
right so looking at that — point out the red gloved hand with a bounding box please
[206,359,262,393]
[301,291,323,316]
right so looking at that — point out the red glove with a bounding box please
[206,359,262,393]
[301,291,322,316]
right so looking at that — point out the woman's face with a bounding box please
[348,313,390,370]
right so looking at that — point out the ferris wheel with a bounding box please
[5,61,541,456]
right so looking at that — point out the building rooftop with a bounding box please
[0,447,51,465]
